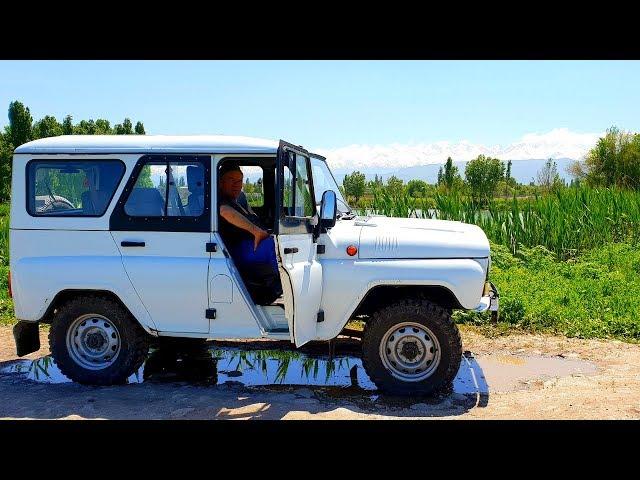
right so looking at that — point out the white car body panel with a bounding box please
[357,216,490,259]
[9,229,157,332]
[111,231,211,334]
[276,234,323,347]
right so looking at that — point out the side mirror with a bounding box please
[319,190,337,230]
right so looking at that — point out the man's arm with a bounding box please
[220,204,269,251]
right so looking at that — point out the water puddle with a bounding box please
[0,340,596,399]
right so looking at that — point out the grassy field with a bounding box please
[1,194,639,342]
[455,241,640,341]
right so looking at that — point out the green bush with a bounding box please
[457,242,640,341]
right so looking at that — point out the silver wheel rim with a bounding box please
[379,321,441,382]
[66,314,121,370]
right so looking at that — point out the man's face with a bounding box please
[220,170,244,200]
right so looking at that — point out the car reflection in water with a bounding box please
[2,338,488,403]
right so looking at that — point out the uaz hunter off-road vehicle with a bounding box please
[9,135,498,395]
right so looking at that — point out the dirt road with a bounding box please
[1,325,639,420]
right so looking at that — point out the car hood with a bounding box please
[355,216,490,259]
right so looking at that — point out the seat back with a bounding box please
[125,188,165,216]
[186,165,205,216]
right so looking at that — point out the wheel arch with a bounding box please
[37,289,157,336]
[349,284,463,321]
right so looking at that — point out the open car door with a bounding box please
[275,140,323,346]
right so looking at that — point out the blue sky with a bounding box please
[1,60,639,166]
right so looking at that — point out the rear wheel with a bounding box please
[361,299,462,396]
[49,295,150,385]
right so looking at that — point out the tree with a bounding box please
[342,171,366,202]
[94,119,112,134]
[0,134,12,200]
[443,157,459,190]
[62,115,73,135]
[74,119,96,134]
[406,179,428,198]
[135,121,145,134]
[464,155,505,204]
[7,101,32,148]
[1,101,33,201]
[437,157,462,192]
[32,115,63,139]
[503,160,513,197]
[536,158,562,192]
[386,175,405,196]
[114,118,134,135]
[571,126,640,189]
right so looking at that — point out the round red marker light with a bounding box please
[346,245,358,256]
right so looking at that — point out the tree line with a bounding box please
[342,125,640,206]
[0,101,146,201]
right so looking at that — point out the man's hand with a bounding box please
[251,226,270,251]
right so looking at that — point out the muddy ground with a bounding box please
[1,325,639,420]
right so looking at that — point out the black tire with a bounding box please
[49,295,150,385]
[361,299,462,396]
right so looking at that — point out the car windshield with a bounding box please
[310,156,353,217]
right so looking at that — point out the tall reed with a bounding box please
[364,186,640,259]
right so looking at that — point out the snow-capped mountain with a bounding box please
[312,128,600,172]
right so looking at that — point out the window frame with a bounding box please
[109,154,211,232]
[25,158,126,218]
[276,142,318,235]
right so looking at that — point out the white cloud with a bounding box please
[312,128,602,170]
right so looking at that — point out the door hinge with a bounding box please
[317,310,325,323]
[206,242,217,253]
[317,244,326,254]
[206,308,217,319]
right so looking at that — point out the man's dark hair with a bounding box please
[219,163,243,181]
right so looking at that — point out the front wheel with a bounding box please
[361,299,462,396]
[49,295,150,385]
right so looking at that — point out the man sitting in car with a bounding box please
[218,163,282,304]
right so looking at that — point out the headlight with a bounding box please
[474,258,490,278]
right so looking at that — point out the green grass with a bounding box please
[0,203,10,325]
[455,241,640,341]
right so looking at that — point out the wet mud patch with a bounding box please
[0,337,597,416]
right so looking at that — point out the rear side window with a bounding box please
[124,161,205,217]
[109,154,211,233]
[27,160,125,216]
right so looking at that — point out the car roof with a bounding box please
[14,135,280,155]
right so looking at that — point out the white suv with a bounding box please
[9,135,498,395]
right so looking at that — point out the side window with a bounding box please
[294,154,314,217]
[27,160,124,216]
[124,161,205,217]
[282,159,294,216]
[280,151,315,219]
[240,166,264,207]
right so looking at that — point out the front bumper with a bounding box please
[474,281,499,319]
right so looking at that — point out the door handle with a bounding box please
[121,241,146,247]
[284,247,299,254]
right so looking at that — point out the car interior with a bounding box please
[216,158,288,324]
